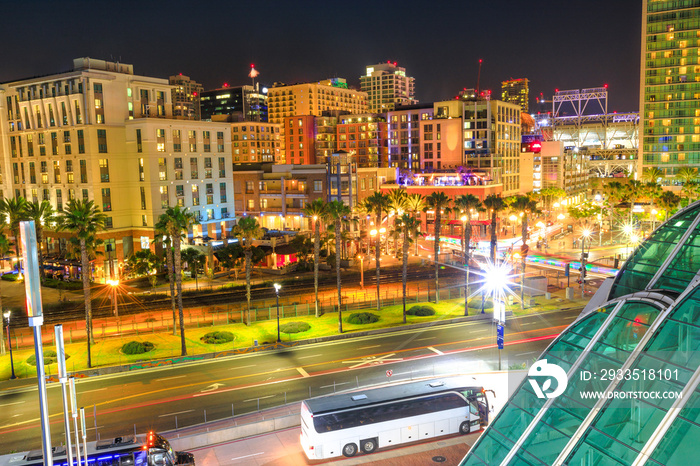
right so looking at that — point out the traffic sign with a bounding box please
[386,370,393,378]
[497,324,504,349]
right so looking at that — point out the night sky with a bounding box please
[1,0,642,112]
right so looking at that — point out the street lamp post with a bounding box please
[358,255,364,289]
[580,228,591,297]
[107,279,119,319]
[4,311,15,379]
[274,283,281,343]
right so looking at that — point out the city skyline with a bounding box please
[1,0,641,112]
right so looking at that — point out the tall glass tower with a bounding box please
[640,0,700,182]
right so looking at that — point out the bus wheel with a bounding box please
[360,438,377,454]
[459,421,471,434]
[342,443,358,457]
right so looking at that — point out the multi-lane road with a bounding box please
[0,303,584,454]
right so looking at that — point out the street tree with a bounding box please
[454,194,483,315]
[25,200,54,278]
[326,200,351,333]
[483,194,506,263]
[363,191,390,312]
[425,192,452,303]
[303,198,328,317]
[396,212,420,323]
[231,216,262,325]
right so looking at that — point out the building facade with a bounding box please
[639,0,700,182]
[360,62,417,112]
[231,121,281,164]
[0,58,236,280]
[336,114,389,167]
[200,84,268,123]
[169,74,203,120]
[501,78,529,113]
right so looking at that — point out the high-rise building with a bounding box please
[267,79,367,160]
[501,78,529,112]
[0,58,236,279]
[387,104,434,171]
[230,121,281,164]
[200,84,268,122]
[336,114,389,168]
[360,62,417,112]
[640,0,700,182]
[169,74,203,120]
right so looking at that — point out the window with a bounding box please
[80,160,88,183]
[29,162,36,184]
[74,100,82,124]
[217,131,224,152]
[156,128,165,152]
[203,131,211,152]
[220,183,227,203]
[136,129,142,152]
[245,181,254,193]
[160,185,169,209]
[53,161,61,183]
[176,185,184,197]
[158,158,167,181]
[97,129,107,153]
[141,214,147,227]
[192,184,200,205]
[140,187,146,210]
[138,158,145,181]
[77,130,85,154]
[27,134,34,157]
[188,130,196,152]
[99,159,109,182]
[206,183,214,204]
[101,188,112,211]
[174,157,183,180]
[204,157,212,178]
[190,158,198,179]
[105,217,113,229]
[173,129,181,152]
[218,157,226,178]
[82,189,89,201]
[247,199,254,210]
[314,180,322,192]
[56,189,63,210]
[51,132,58,155]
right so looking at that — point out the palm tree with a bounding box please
[657,191,681,221]
[326,200,351,333]
[454,194,483,315]
[675,167,698,185]
[126,249,161,290]
[155,217,178,336]
[0,231,10,356]
[0,197,28,270]
[644,181,663,230]
[231,216,262,325]
[56,199,106,368]
[25,200,54,278]
[161,206,197,356]
[510,194,541,309]
[642,167,664,184]
[624,180,645,222]
[396,213,420,324]
[364,191,390,312]
[181,248,205,290]
[604,181,628,242]
[405,193,426,256]
[303,199,328,317]
[425,192,452,303]
[387,189,408,255]
[483,195,506,263]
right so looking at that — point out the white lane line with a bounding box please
[154,375,187,382]
[81,388,108,394]
[516,351,539,357]
[416,337,435,341]
[358,345,380,350]
[243,395,275,403]
[297,367,310,378]
[231,452,265,461]
[0,401,25,407]
[427,346,444,355]
[229,364,256,371]
[297,354,322,360]
[320,382,349,389]
[563,316,577,320]
[158,410,194,418]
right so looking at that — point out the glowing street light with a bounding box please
[274,283,282,343]
[107,279,119,319]
[358,255,364,289]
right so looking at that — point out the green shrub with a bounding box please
[27,350,68,366]
[1,273,20,282]
[280,322,311,334]
[201,331,235,344]
[347,312,379,325]
[41,278,83,290]
[467,299,493,310]
[122,341,155,355]
[407,305,436,316]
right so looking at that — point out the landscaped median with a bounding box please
[0,293,586,380]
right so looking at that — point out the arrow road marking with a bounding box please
[342,353,403,369]
[200,383,225,393]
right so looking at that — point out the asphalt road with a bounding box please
[0,305,583,454]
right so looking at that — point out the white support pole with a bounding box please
[69,378,82,466]
[55,325,74,466]
[80,407,88,466]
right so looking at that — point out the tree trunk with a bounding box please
[336,218,343,334]
[434,209,441,303]
[464,221,472,316]
[375,208,381,312]
[13,228,20,271]
[165,242,177,336]
[245,247,252,325]
[173,234,187,356]
[490,211,498,263]
[81,238,93,368]
[314,219,320,318]
[0,280,4,356]
[402,230,408,324]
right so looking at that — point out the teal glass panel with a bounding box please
[649,416,700,465]
[678,388,700,424]
[516,418,572,464]
[653,219,700,292]
[567,428,639,465]
[645,320,700,371]
[462,428,514,465]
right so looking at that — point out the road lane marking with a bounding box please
[243,395,275,403]
[229,364,256,371]
[232,452,265,461]
[516,351,539,357]
[154,375,186,382]
[158,410,194,417]
[358,345,380,350]
[81,388,108,394]
[321,382,349,389]
[416,337,435,341]
[427,347,444,355]
[342,353,403,369]
[296,367,310,378]
[522,322,537,326]
[0,401,25,407]
[563,316,577,319]
[297,354,322,360]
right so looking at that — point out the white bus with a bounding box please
[300,377,492,459]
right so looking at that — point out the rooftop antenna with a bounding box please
[476,59,483,95]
